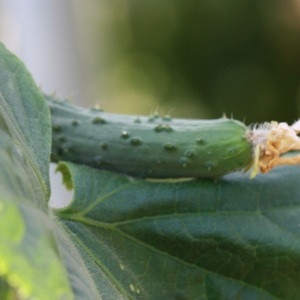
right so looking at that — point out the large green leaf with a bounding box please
[56,162,300,300]
[0,42,72,299]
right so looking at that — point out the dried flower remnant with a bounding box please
[248,120,300,178]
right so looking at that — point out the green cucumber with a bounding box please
[47,95,253,179]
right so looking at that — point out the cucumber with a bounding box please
[47,95,253,179]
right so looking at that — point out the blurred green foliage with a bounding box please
[77,0,300,123]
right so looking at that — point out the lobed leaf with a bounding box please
[57,162,300,300]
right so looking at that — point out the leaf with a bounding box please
[0,42,72,299]
[57,162,300,300]
[0,43,50,199]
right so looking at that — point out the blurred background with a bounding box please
[1,0,300,206]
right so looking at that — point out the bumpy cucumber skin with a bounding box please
[48,95,253,179]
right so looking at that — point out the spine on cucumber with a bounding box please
[47,95,253,179]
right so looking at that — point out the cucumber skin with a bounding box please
[48,95,253,179]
